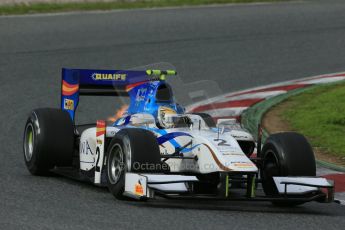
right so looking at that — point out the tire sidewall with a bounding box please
[105,128,167,200]
[106,134,130,200]
[261,142,281,195]
[24,111,53,174]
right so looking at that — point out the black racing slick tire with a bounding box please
[106,128,169,200]
[191,113,216,128]
[261,132,316,206]
[23,108,75,176]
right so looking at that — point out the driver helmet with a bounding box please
[157,106,178,128]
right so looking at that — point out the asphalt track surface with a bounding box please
[1,0,345,229]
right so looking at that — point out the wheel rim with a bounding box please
[108,144,124,184]
[24,123,34,162]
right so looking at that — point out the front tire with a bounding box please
[261,132,316,206]
[106,128,169,200]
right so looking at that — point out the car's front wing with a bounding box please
[123,173,334,204]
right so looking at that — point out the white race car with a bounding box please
[23,68,334,206]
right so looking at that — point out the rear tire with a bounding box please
[261,132,316,206]
[23,108,75,176]
[106,128,169,200]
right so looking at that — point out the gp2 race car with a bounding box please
[23,68,334,206]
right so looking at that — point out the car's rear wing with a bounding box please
[61,68,176,121]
